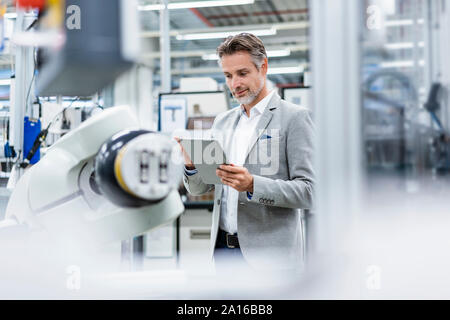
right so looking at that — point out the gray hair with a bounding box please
[216,33,267,69]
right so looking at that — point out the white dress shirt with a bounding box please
[219,90,275,234]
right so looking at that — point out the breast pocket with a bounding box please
[258,136,280,148]
[258,135,282,157]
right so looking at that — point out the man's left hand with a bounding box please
[216,165,254,193]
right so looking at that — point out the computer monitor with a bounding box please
[158,91,230,132]
[282,87,311,111]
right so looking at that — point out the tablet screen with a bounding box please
[180,138,227,184]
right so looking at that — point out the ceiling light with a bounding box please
[169,0,254,9]
[138,4,165,10]
[384,19,424,27]
[201,53,219,60]
[202,49,290,60]
[267,49,291,57]
[267,66,304,75]
[384,42,425,50]
[4,13,17,19]
[138,0,254,11]
[385,19,413,27]
[380,60,425,68]
[177,27,276,40]
[0,79,11,86]
[4,12,38,19]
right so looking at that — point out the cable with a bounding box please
[19,97,80,168]
[46,97,80,131]
[24,71,36,114]
[20,95,105,168]
[25,48,37,115]
[13,150,22,167]
[23,8,47,114]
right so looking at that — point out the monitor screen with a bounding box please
[159,91,230,132]
[159,91,230,118]
[282,87,311,111]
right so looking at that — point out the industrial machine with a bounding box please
[0,0,187,255]
[0,106,184,253]
[36,0,139,96]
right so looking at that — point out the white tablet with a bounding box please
[180,138,227,185]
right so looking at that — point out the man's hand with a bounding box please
[174,137,195,170]
[216,165,254,193]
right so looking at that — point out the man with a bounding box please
[180,33,314,272]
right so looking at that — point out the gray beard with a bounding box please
[235,77,265,105]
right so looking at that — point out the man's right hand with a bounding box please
[174,137,196,170]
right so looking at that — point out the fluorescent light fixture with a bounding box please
[139,0,254,11]
[380,60,414,68]
[4,13,17,19]
[170,0,254,9]
[380,60,425,68]
[385,19,413,27]
[138,4,165,11]
[0,79,11,86]
[177,27,276,40]
[384,42,425,50]
[4,12,38,19]
[202,53,219,60]
[267,66,303,75]
[385,19,425,27]
[202,49,290,60]
[267,49,291,58]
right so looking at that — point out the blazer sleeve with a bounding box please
[183,170,214,196]
[247,108,315,209]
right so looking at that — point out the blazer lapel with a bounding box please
[244,93,280,161]
[228,108,242,130]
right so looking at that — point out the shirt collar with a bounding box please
[240,90,275,117]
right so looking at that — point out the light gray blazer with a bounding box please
[183,93,315,270]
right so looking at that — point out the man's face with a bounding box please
[220,51,267,105]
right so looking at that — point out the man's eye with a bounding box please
[239,72,247,76]
[225,75,231,78]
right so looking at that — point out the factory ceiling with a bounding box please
[0,0,309,87]
[138,0,309,85]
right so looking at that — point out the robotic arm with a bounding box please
[2,106,184,252]
[1,0,183,253]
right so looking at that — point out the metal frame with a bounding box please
[436,0,450,131]
[310,0,363,255]
[11,11,35,162]
[160,0,171,93]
